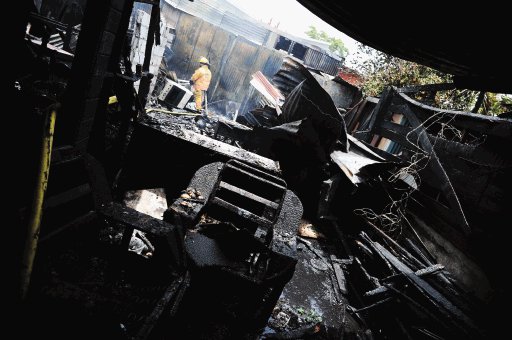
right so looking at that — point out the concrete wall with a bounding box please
[409,212,492,301]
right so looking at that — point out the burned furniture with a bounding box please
[164,160,303,338]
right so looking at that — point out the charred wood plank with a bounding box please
[472,91,486,113]
[403,238,451,286]
[332,262,348,295]
[364,264,445,298]
[210,197,273,228]
[134,276,184,340]
[219,181,279,209]
[397,91,512,139]
[363,221,424,269]
[359,231,395,275]
[397,83,457,94]
[100,202,175,237]
[352,296,394,313]
[404,238,433,267]
[375,243,481,337]
[374,120,413,149]
[364,87,394,142]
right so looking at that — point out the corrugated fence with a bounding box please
[163,5,284,114]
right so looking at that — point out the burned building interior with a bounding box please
[12,0,511,339]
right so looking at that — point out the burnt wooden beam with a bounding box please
[397,83,457,94]
[218,181,280,209]
[332,262,348,295]
[99,202,178,237]
[374,120,413,149]
[134,276,184,340]
[471,91,486,113]
[345,97,377,132]
[352,296,394,313]
[365,264,445,298]
[210,197,273,228]
[363,221,425,269]
[397,91,512,139]
[359,231,396,275]
[375,243,480,337]
[364,87,394,142]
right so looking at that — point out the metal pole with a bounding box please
[20,108,57,300]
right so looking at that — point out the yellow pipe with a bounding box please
[20,108,57,300]
[146,108,200,116]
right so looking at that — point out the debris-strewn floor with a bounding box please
[22,218,181,340]
[265,236,347,339]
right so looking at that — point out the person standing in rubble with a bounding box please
[189,57,212,112]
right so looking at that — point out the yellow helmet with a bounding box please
[199,57,209,65]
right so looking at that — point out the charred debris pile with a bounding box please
[14,4,511,340]
[131,57,509,338]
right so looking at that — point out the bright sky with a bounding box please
[226,0,360,57]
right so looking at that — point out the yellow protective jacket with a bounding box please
[190,65,212,91]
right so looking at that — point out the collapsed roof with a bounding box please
[297,1,511,93]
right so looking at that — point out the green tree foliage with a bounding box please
[305,25,348,58]
[352,43,510,115]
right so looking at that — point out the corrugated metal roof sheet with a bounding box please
[251,71,285,103]
[304,49,341,76]
[219,13,268,45]
[164,0,342,75]
[165,0,268,44]
[296,0,511,91]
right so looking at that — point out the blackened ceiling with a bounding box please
[297,1,511,93]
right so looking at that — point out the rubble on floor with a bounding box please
[16,12,507,338]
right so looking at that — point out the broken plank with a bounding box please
[134,276,184,340]
[374,243,480,337]
[219,181,279,209]
[332,262,348,295]
[365,264,445,297]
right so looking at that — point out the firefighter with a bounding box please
[189,56,212,111]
